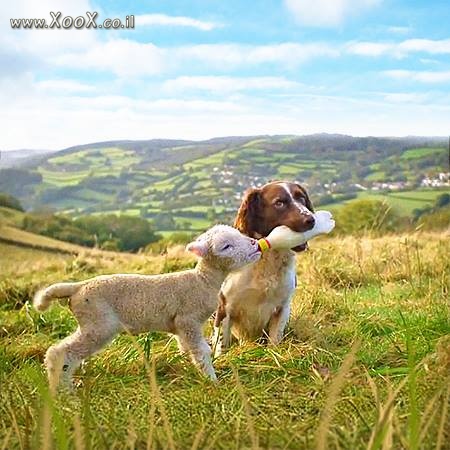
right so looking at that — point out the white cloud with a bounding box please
[387,26,411,34]
[285,0,381,27]
[399,38,450,54]
[50,41,336,77]
[163,76,299,93]
[346,42,391,56]
[172,42,337,69]
[36,79,95,93]
[381,92,428,103]
[2,74,450,150]
[136,14,221,31]
[347,38,450,57]
[53,39,165,77]
[384,70,450,83]
[49,37,450,79]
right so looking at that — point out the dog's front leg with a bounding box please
[220,314,232,351]
[268,302,291,345]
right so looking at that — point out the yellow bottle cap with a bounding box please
[257,238,271,252]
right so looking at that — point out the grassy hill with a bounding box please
[1,135,448,233]
[0,206,154,258]
[0,231,448,448]
[323,189,450,215]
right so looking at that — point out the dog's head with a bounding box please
[234,181,314,252]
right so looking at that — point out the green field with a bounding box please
[0,231,449,448]
[400,147,446,160]
[322,189,450,215]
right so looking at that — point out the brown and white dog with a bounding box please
[213,181,315,353]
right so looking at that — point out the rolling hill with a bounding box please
[1,134,448,233]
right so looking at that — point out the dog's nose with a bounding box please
[304,215,315,227]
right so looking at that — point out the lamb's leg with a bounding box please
[268,303,291,345]
[45,325,117,391]
[175,323,217,381]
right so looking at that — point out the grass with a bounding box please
[322,189,450,215]
[400,147,446,160]
[0,231,449,448]
[0,225,85,254]
[0,206,26,227]
[38,169,90,186]
[358,190,450,215]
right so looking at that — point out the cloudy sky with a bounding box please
[1,0,450,150]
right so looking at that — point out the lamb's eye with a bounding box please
[221,244,231,251]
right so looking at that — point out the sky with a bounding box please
[1,0,450,150]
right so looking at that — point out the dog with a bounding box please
[213,181,314,352]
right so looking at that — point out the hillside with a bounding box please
[1,231,449,448]
[0,207,142,257]
[1,134,448,232]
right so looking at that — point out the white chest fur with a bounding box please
[221,250,296,339]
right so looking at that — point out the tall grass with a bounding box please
[0,231,449,448]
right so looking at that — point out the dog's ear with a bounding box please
[296,183,314,213]
[233,188,261,236]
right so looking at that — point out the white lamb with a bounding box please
[33,225,261,389]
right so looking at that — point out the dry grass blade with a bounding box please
[41,402,52,450]
[381,385,393,450]
[418,389,442,445]
[126,418,137,450]
[6,400,24,450]
[190,424,205,450]
[366,376,408,450]
[435,383,449,450]
[147,356,175,450]
[146,360,157,450]
[0,429,12,450]
[233,367,259,450]
[73,413,85,450]
[316,340,360,450]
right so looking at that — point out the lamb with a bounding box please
[33,224,261,389]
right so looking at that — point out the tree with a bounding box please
[206,207,216,222]
[435,193,450,209]
[153,212,176,231]
[139,206,148,218]
[334,199,400,235]
[0,192,24,211]
[74,214,160,251]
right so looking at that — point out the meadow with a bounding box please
[323,189,450,216]
[0,230,449,449]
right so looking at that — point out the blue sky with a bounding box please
[1,0,449,150]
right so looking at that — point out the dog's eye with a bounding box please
[274,200,285,208]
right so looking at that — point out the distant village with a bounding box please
[209,166,450,207]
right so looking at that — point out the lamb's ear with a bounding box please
[186,240,208,257]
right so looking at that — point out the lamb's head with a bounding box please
[186,224,261,272]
